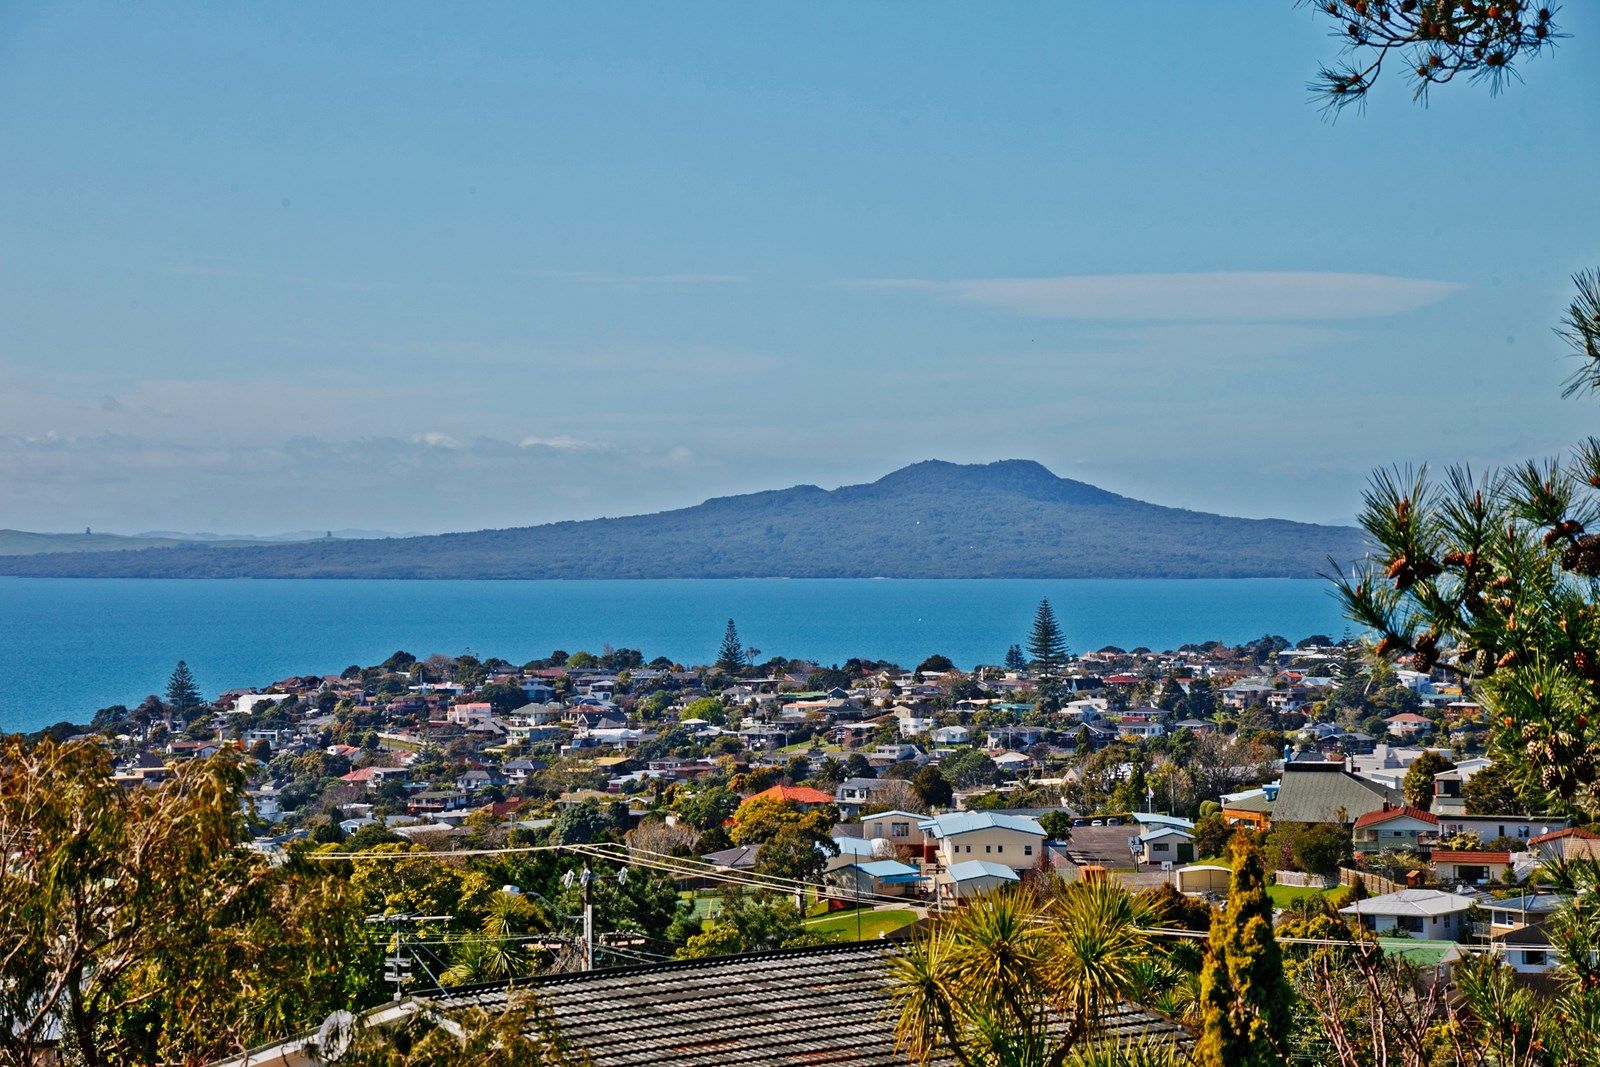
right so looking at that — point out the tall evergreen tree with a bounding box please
[1196,836,1293,1067]
[715,619,746,674]
[1026,598,1068,684]
[1003,644,1026,671]
[165,660,201,712]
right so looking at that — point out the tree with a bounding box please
[716,618,747,674]
[1028,598,1070,689]
[941,748,999,790]
[1463,766,1530,816]
[728,795,835,847]
[1038,809,1074,841]
[1004,644,1027,671]
[1195,837,1294,1067]
[910,765,954,809]
[1304,0,1564,114]
[165,660,201,712]
[756,826,838,910]
[1337,272,1600,811]
[1402,750,1454,810]
[0,739,381,1066]
[917,653,954,674]
[676,892,819,960]
[887,880,1173,1065]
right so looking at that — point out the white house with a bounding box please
[941,860,1020,901]
[920,812,1046,874]
[1339,889,1477,939]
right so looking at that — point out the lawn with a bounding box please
[804,905,920,942]
[1267,883,1334,908]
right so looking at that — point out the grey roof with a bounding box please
[1271,763,1400,824]
[426,941,1189,1065]
[1340,889,1476,918]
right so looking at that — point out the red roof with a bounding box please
[743,784,835,807]
[1531,827,1600,845]
[1431,850,1511,864]
[1353,805,1439,829]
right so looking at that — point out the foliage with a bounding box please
[912,765,955,809]
[0,739,381,1066]
[1302,0,1565,114]
[1265,822,1352,877]
[1195,837,1293,1067]
[716,618,747,674]
[728,795,836,846]
[675,891,820,959]
[1402,750,1454,810]
[165,659,202,711]
[337,992,588,1067]
[1029,598,1070,697]
[1336,272,1600,813]
[887,880,1165,1066]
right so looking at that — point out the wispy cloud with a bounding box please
[840,271,1464,321]
[518,434,600,451]
[530,269,747,287]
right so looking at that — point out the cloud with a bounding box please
[411,431,464,449]
[518,434,600,451]
[530,270,747,287]
[840,271,1464,321]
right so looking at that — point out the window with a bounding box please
[1524,951,1548,968]
[985,845,992,854]
[996,845,1004,854]
[891,822,909,838]
[1023,845,1033,856]
[1153,843,1168,852]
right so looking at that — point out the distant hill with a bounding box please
[0,529,409,557]
[0,460,1368,579]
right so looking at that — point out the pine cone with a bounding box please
[1562,535,1600,577]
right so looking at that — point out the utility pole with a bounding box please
[581,861,595,971]
[367,913,452,1000]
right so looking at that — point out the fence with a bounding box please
[1340,867,1400,895]
[1274,870,1338,889]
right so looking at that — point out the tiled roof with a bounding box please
[1353,805,1439,829]
[1531,827,1600,845]
[1272,763,1400,824]
[1431,850,1511,864]
[428,941,1189,1065]
[920,811,1046,839]
[744,784,836,806]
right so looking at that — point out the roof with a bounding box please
[1531,827,1600,845]
[1272,763,1400,824]
[947,860,1021,883]
[1377,938,1464,967]
[417,941,1187,1066]
[846,859,922,882]
[1136,827,1195,844]
[1340,889,1477,918]
[919,811,1046,840]
[1353,805,1440,829]
[1431,850,1511,865]
[744,784,835,806]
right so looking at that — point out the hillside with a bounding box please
[0,460,1367,579]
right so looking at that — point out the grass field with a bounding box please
[1267,883,1334,908]
[804,905,920,942]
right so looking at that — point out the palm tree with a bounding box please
[888,879,1179,1067]
[441,890,544,986]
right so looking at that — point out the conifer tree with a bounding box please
[1003,644,1026,671]
[1026,598,1068,688]
[1196,836,1293,1067]
[165,660,201,712]
[716,619,747,674]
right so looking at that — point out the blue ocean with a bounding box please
[0,577,1353,733]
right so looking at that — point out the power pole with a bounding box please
[581,861,595,971]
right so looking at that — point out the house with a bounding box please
[1530,827,1600,863]
[1430,850,1512,885]
[1270,760,1401,826]
[339,765,409,791]
[1351,804,1439,852]
[920,811,1046,873]
[1220,785,1276,830]
[861,809,931,850]
[834,777,897,820]
[992,751,1035,775]
[1133,826,1196,865]
[1383,712,1432,739]
[986,727,1044,752]
[930,725,972,745]
[1482,893,1565,936]
[406,790,471,816]
[741,783,836,811]
[1339,888,1477,939]
[1493,923,1560,974]
[826,859,923,899]
[942,860,1021,901]
[448,702,494,726]
[1435,814,1570,847]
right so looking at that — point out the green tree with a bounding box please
[1195,837,1293,1067]
[1005,644,1027,671]
[1337,272,1600,811]
[1402,749,1454,810]
[917,653,955,674]
[0,739,381,1066]
[165,659,202,712]
[911,765,954,809]
[1463,767,1530,816]
[716,618,747,674]
[1028,598,1070,691]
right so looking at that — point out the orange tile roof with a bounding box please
[1353,805,1439,829]
[744,784,835,806]
[1531,827,1600,845]
[1431,850,1511,864]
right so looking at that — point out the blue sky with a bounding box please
[2,3,1597,533]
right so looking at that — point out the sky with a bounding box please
[2,3,1598,534]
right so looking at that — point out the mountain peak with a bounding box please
[864,459,1127,505]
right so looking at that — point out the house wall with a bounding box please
[937,827,1043,871]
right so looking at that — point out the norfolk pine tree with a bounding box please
[165,659,201,712]
[716,618,747,674]
[1195,835,1293,1067]
[1027,598,1069,700]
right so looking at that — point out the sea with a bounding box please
[0,576,1353,734]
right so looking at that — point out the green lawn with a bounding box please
[1267,883,1334,908]
[804,906,920,942]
